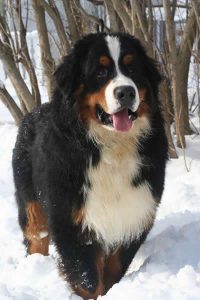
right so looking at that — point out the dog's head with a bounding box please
[54,33,161,132]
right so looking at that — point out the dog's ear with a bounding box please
[144,57,162,94]
[54,52,79,98]
[131,37,162,95]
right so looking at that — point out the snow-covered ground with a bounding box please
[0,116,200,299]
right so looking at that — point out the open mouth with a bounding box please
[96,104,138,132]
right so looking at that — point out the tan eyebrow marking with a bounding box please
[123,54,134,65]
[99,56,110,67]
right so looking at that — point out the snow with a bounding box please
[0,118,200,299]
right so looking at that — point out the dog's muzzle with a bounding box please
[114,85,136,108]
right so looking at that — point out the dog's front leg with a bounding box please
[45,163,105,299]
[48,200,104,300]
[51,224,105,299]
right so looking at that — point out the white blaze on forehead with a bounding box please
[105,36,121,73]
[105,35,140,114]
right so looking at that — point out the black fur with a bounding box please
[13,33,168,299]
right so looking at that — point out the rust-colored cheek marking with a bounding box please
[79,82,110,125]
[99,56,110,67]
[25,202,49,256]
[123,54,134,65]
[138,88,151,117]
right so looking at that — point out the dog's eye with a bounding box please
[97,69,108,78]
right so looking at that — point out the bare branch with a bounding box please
[110,0,132,32]
[0,83,23,125]
[14,0,41,106]
[62,0,80,44]
[87,0,103,5]
[0,38,35,112]
[7,0,20,57]
[131,0,151,43]
[192,0,200,30]
[39,0,70,54]
[0,15,11,48]
[146,2,191,9]
[146,0,154,39]
[73,0,110,32]
[104,0,120,32]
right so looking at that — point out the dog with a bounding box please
[12,33,168,299]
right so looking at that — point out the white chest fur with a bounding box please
[82,118,157,250]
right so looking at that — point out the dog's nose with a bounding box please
[114,86,136,106]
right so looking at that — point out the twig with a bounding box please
[189,117,199,135]
[73,0,110,32]
[189,92,196,112]
[0,83,23,125]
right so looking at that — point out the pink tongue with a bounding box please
[112,108,132,132]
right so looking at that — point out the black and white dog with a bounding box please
[13,33,168,299]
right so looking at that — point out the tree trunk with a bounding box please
[163,0,186,148]
[159,81,178,158]
[32,0,55,101]
[172,74,187,148]
[177,57,192,134]
[178,5,198,134]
